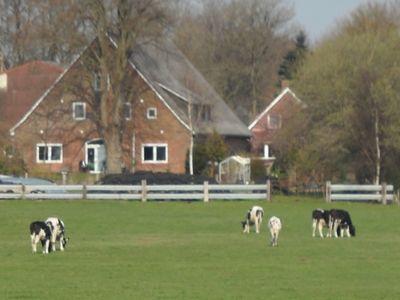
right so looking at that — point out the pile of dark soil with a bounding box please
[99,171,217,185]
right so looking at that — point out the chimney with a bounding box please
[0,51,4,72]
[280,80,290,90]
[0,51,6,91]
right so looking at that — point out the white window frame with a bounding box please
[141,143,167,163]
[124,102,132,120]
[36,143,63,163]
[73,102,86,120]
[147,107,157,119]
[267,114,282,129]
[264,144,270,158]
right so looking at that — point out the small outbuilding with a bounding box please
[218,155,251,184]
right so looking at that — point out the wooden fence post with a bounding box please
[203,181,209,202]
[325,181,331,203]
[21,184,26,199]
[266,180,271,202]
[381,182,387,205]
[141,179,147,202]
[82,184,87,200]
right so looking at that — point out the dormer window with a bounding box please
[193,104,212,122]
[73,102,86,120]
[147,107,157,119]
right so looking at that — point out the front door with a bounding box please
[85,139,106,173]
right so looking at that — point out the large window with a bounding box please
[73,102,86,120]
[142,144,167,163]
[36,144,63,163]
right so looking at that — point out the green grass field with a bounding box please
[0,197,399,300]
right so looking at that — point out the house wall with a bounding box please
[11,52,191,174]
[250,91,299,156]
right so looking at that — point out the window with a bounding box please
[147,107,157,119]
[94,72,101,91]
[36,144,62,163]
[124,102,132,120]
[267,114,281,129]
[200,105,211,121]
[193,104,212,121]
[73,102,86,120]
[142,144,167,163]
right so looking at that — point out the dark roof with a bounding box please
[0,61,63,130]
[130,38,251,137]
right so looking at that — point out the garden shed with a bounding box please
[218,155,251,184]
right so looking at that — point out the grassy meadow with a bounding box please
[0,197,399,300]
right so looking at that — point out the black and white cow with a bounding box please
[29,221,52,254]
[329,209,356,238]
[268,216,282,247]
[45,217,68,252]
[312,208,331,238]
[241,206,264,234]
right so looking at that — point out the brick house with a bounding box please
[248,87,301,170]
[5,37,250,174]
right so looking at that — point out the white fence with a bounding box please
[0,180,272,202]
[325,181,395,204]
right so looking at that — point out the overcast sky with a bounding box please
[292,0,390,44]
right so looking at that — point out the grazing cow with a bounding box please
[312,208,331,238]
[45,217,68,252]
[241,206,264,233]
[29,221,52,254]
[329,209,356,238]
[268,216,282,247]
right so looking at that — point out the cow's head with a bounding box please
[62,237,69,249]
[350,225,356,237]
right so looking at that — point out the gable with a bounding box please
[248,87,301,130]
[0,61,63,132]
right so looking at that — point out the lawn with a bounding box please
[0,197,399,300]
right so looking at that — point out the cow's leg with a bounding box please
[51,232,57,252]
[31,234,37,253]
[59,236,65,251]
[255,219,260,234]
[274,231,279,246]
[345,227,350,237]
[333,220,339,238]
[327,217,333,237]
[312,219,317,237]
[318,222,325,238]
[43,240,50,254]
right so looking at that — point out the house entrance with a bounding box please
[85,139,106,173]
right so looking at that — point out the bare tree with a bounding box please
[174,0,295,123]
[79,0,171,173]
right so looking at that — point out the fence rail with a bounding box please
[325,181,394,204]
[0,180,272,202]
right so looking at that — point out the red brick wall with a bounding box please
[250,91,300,155]
[11,54,191,174]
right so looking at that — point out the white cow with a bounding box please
[241,206,264,234]
[268,216,282,247]
[45,217,67,251]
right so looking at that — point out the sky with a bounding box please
[292,0,389,44]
